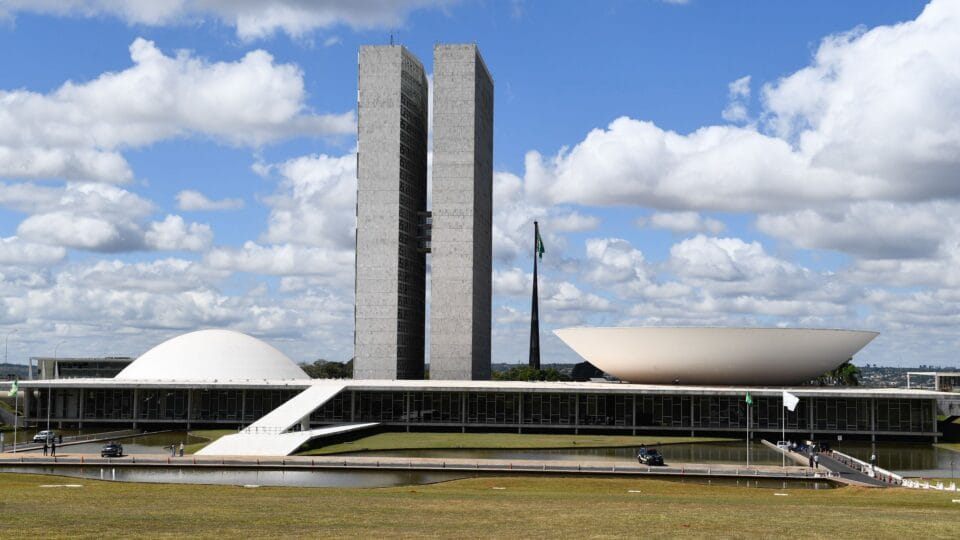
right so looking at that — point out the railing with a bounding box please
[901,479,958,491]
[0,454,838,480]
[830,450,903,485]
[63,429,143,444]
[240,426,286,435]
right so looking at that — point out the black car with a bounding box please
[101,441,123,458]
[637,447,664,466]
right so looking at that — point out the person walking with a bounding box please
[50,438,56,457]
[813,454,819,469]
[42,440,48,456]
[179,441,184,457]
[808,452,814,468]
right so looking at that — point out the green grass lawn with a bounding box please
[0,473,956,538]
[302,432,736,455]
[934,442,960,453]
[183,429,235,454]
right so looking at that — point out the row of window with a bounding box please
[313,391,937,433]
[32,388,938,435]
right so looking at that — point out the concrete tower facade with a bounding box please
[354,45,429,379]
[429,44,494,380]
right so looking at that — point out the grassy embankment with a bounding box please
[180,430,735,455]
[0,473,957,538]
[183,430,235,454]
[301,432,735,455]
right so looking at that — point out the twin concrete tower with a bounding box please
[354,44,493,380]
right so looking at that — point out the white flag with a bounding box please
[782,390,799,412]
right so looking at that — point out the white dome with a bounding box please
[554,327,878,385]
[117,329,309,381]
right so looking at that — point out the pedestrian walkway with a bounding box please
[194,382,379,456]
[763,439,891,488]
[815,452,891,487]
[196,423,378,456]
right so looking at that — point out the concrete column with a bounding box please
[186,390,193,429]
[931,399,938,442]
[300,415,310,432]
[78,388,83,430]
[461,392,466,433]
[518,393,523,434]
[574,393,580,435]
[132,388,139,429]
[241,389,247,426]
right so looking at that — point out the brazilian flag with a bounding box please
[8,380,17,398]
[535,229,545,260]
[745,392,753,405]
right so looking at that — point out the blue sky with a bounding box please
[1,0,957,369]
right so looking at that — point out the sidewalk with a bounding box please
[0,452,833,482]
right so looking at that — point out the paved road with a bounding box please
[0,452,834,483]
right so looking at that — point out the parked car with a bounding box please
[637,447,664,466]
[32,430,56,443]
[101,441,124,458]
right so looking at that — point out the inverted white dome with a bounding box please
[554,327,878,385]
[117,329,309,381]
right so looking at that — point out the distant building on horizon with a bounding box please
[354,43,493,381]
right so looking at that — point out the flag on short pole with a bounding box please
[745,392,753,405]
[782,390,799,412]
[8,380,17,398]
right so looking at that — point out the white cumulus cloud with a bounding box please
[176,190,244,211]
[0,38,354,183]
[0,236,66,265]
[638,211,725,234]
[520,0,960,212]
[0,0,453,41]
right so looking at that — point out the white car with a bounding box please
[32,430,56,443]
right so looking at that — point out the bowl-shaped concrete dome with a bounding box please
[553,327,878,385]
[116,329,309,381]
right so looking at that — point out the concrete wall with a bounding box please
[429,44,494,380]
[355,46,429,379]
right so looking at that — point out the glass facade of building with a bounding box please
[26,386,939,438]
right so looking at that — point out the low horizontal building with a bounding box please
[30,356,133,380]
[16,330,958,443]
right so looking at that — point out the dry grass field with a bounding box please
[1,472,957,538]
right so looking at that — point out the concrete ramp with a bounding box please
[196,382,377,456]
[245,383,348,433]
[196,423,377,457]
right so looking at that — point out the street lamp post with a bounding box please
[5,329,19,451]
[4,328,17,364]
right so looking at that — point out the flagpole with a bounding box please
[12,385,18,454]
[782,397,786,468]
[746,400,750,468]
[528,221,541,370]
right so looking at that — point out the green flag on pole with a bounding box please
[8,380,17,398]
[745,392,752,405]
[535,228,545,259]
